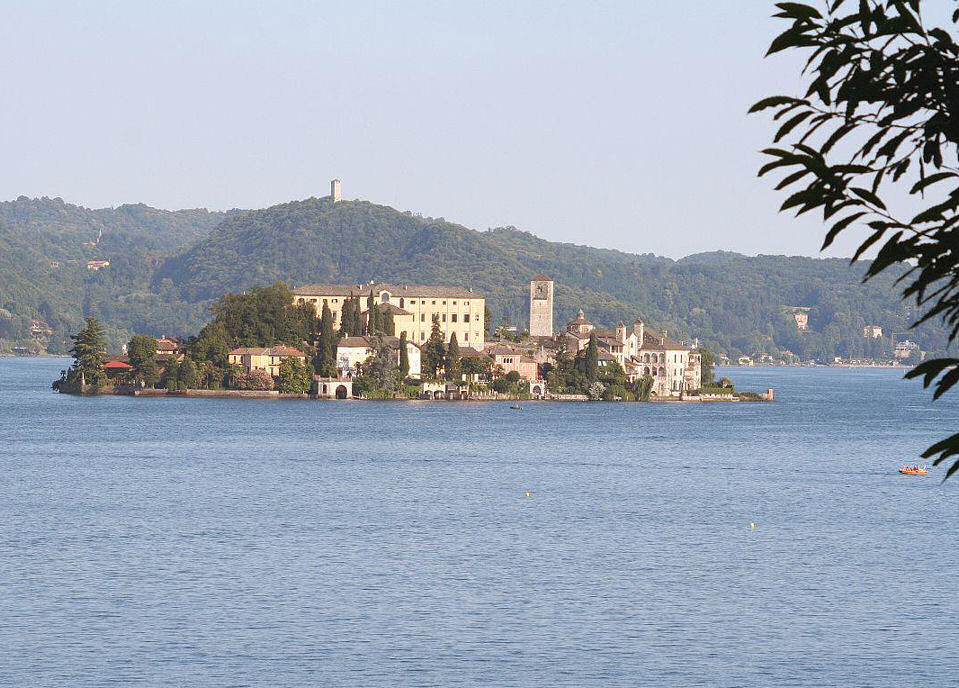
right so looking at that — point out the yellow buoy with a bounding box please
[525,491,531,498]
[749,522,756,530]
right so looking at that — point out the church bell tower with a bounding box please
[529,274,554,337]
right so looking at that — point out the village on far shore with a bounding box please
[52,274,773,403]
[50,181,776,403]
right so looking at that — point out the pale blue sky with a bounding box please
[0,1,938,258]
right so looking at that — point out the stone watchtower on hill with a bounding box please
[330,179,342,203]
[529,274,554,337]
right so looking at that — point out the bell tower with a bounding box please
[529,274,554,337]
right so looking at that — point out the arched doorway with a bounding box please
[335,385,348,399]
[531,385,542,397]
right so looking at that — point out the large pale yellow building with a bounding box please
[292,283,486,348]
[228,346,307,377]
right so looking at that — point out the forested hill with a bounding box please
[0,197,231,352]
[0,194,946,359]
[156,197,945,361]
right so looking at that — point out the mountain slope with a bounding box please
[0,197,229,351]
[156,197,946,361]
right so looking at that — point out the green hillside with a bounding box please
[0,197,230,352]
[157,197,944,361]
[0,194,946,361]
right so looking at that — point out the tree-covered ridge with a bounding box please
[0,193,948,361]
[0,197,232,352]
[156,196,947,361]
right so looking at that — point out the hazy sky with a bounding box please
[0,1,934,258]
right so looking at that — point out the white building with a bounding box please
[561,310,700,396]
[336,335,422,378]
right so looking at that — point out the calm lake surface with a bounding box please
[2,357,958,687]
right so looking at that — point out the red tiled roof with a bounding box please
[229,346,305,357]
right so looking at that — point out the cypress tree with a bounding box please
[340,298,354,337]
[424,314,446,380]
[383,308,395,336]
[351,296,362,336]
[585,332,599,382]
[320,302,336,376]
[446,332,461,381]
[399,330,410,378]
[366,290,375,334]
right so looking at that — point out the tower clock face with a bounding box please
[534,282,549,299]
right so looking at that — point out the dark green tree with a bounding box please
[276,356,312,393]
[161,358,180,391]
[585,333,599,382]
[753,0,959,477]
[68,317,107,386]
[315,302,337,376]
[423,314,446,380]
[365,291,377,335]
[351,295,362,336]
[362,335,399,394]
[382,308,395,336]
[699,347,716,387]
[462,354,491,382]
[340,297,355,337]
[127,334,159,386]
[634,374,654,402]
[177,357,198,389]
[446,332,461,381]
[399,330,410,378]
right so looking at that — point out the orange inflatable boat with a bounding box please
[899,465,928,475]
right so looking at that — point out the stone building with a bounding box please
[487,345,539,381]
[292,283,485,348]
[863,325,883,339]
[529,275,554,337]
[330,178,342,203]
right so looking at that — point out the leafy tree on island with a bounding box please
[461,354,491,382]
[232,368,274,391]
[361,335,399,395]
[161,358,181,390]
[634,374,654,402]
[445,332,461,381]
[276,356,312,393]
[754,0,959,476]
[68,317,107,386]
[127,334,160,387]
[178,357,198,390]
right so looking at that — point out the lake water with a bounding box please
[1,357,958,687]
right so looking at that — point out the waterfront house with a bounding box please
[228,346,307,377]
[486,345,539,381]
